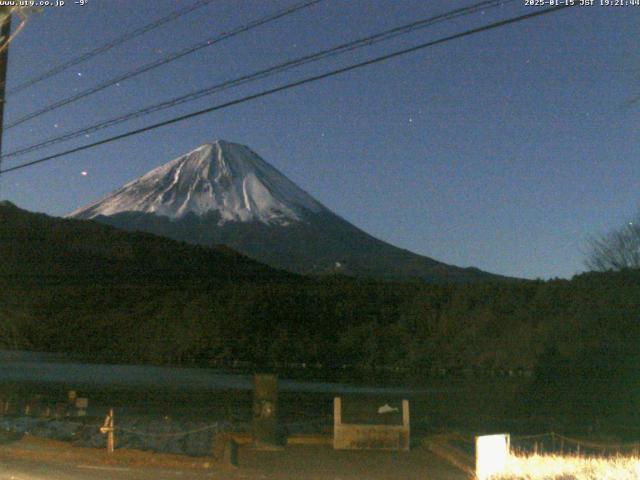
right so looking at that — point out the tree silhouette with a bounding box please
[586,212,640,271]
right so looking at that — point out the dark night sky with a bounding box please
[1,0,638,279]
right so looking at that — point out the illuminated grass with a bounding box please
[493,452,640,480]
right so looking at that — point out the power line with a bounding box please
[0,5,574,177]
[6,0,217,96]
[5,0,322,130]
[2,0,514,160]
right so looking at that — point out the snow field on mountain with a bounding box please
[70,140,325,225]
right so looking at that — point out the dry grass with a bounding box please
[493,452,640,480]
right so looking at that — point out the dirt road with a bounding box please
[0,437,469,480]
[0,458,215,480]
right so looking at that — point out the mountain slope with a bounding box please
[70,140,508,283]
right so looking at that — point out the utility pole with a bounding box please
[0,9,11,197]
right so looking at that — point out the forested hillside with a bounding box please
[2,201,640,418]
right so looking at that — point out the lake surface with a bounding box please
[0,350,437,395]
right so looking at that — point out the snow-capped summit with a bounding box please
[70,140,325,225]
[70,140,507,283]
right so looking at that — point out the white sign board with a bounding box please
[476,434,510,480]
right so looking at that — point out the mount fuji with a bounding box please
[70,140,503,282]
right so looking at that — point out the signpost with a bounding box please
[252,374,279,449]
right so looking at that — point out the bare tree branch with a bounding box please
[586,214,640,271]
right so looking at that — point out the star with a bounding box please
[77,72,82,77]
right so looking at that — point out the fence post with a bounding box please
[334,397,342,427]
[401,399,410,451]
[100,408,115,454]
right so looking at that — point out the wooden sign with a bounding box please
[252,374,279,448]
[333,397,410,450]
